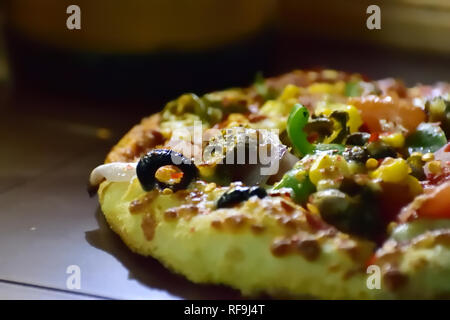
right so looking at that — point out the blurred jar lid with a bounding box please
[6,0,276,53]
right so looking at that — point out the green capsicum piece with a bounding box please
[405,122,447,155]
[287,104,315,156]
[272,166,316,204]
[344,81,362,97]
[287,103,345,157]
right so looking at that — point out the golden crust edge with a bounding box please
[105,113,162,164]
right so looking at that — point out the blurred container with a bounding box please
[278,0,450,55]
[4,0,276,99]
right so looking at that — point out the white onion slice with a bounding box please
[89,162,137,186]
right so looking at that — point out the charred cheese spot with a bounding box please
[142,213,157,241]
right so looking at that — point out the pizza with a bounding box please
[89,69,450,299]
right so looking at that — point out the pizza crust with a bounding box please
[105,113,162,163]
[99,178,378,299]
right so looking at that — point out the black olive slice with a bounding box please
[217,186,267,209]
[345,132,370,146]
[136,149,197,191]
[366,141,397,159]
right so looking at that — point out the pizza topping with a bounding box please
[89,162,137,186]
[345,132,371,146]
[309,154,350,187]
[162,93,208,121]
[365,141,397,159]
[203,88,251,115]
[216,186,267,209]
[369,158,410,184]
[154,165,184,185]
[273,154,322,200]
[136,149,197,191]
[423,142,450,185]
[425,97,450,138]
[410,182,450,220]
[349,95,426,134]
[201,127,288,186]
[303,117,334,140]
[343,146,369,163]
[406,153,426,180]
[379,132,405,149]
[314,102,363,134]
[287,104,315,156]
[162,90,256,128]
[310,188,382,240]
[405,122,447,155]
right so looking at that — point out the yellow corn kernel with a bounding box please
[309,155,333,186]
[309,155,348,186]
[279,84,300,102]
[308,81,345,95]
[421,153,434,162]
[345,106,364,133]
[162,188,173,195]
[333,81,346,95]
[308,83,333,94]
[410,152,423,158]
[365,158,379,170]
[370,158,411,183]
[427,160,442,175]
[260,100,292,117]
[380,132,405,148]
[315,102,362,133]
[322,69,339,80]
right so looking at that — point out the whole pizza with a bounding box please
[90,69,450,299]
